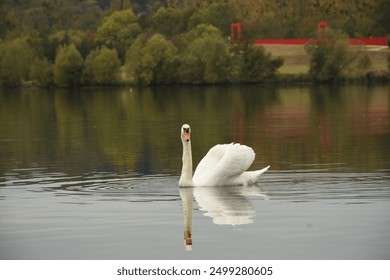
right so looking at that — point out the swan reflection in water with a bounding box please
[179,184,268,251]
[179,187,194,251]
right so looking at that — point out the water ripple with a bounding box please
[261,171,390,203]
[1,168,180,202]
[2,168,390,204]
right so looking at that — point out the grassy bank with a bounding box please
[262,44,389,83]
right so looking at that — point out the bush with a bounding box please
[47,30,95,61]
[90,47,121,85]
[126,34,178,85]
[188,3,236,36]
[96,9,141,62]
[239,44,284,82]
[178,25,231,84]
[0,38,35,87]
[152,7,187,38]
[30,57,53,87]
[180,33,231,83]
[83,48,99,84]
[125,25,284,85]
[305,29,352,82]
[54,44,84,87]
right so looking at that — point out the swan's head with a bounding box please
[181,124,191,143]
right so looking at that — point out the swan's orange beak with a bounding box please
[183,131,190,142]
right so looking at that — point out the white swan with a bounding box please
[179,124,270,187]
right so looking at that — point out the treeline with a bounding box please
[0,0,389,87]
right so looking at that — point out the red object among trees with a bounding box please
[230,22,387,46]
[230,22,242,42]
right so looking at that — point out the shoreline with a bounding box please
[2,43,389,89]
[3,71,389,90]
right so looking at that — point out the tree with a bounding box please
[152,7,187,38]
[189,3,236,36]
[305,29,354,82]
[137,34,178,85]
[373,0,390,35]
[110,0,132,11]
[96,9,141,62]
[179,23,223,51]
[179,25,231,84]
[89,47,121,85]
[83,48,100,84]
[125,33,148,83]
[54,44,84,87]
[47,30,95,60]
[30,57,53,87]
[0,38,35,87]
[242,44,283,82]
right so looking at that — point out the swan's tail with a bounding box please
[242,165,270,185]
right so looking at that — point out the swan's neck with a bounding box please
[179,140,193,187]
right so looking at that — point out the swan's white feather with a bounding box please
[193,143,256,186]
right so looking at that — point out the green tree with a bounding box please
[373,0,390,35]
[0,38,35,87]
[239,44,283,82]
[83,48,100,84]
[179,23,222,50]
[152,7,187,38]
[189,3,236,36]
[110,0,132,11]
[54,44,84,87]
[125,33,148,83]
[96,9,141,62]
[90,47,121,85]
[47,30,94,60]
[138,34,178,85]
[305,29,353,82]
[30,57,53,87]
[179,25,231,84]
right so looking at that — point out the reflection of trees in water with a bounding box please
[0,85,389,175]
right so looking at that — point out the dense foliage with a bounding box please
[304,29,351,82]
[0,0,388,87]
[54,44,84,87]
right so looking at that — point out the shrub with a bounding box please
[54,44,84,87]
[0,38,35,87]
[179,25,231,84]
[152,7,187,38]
[91,47,121,85]
[30,57,53,87]
[305,29,352,82]
[239,44,284,82]
[188,3,236,36]
[126,34,178,85]
[83,48,99,84]
[185,34,231,83]
[96,9,141,62]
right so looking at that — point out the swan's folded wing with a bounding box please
[193,144,227,180]
[193,143,255,186]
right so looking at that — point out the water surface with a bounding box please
[0,85,389,259]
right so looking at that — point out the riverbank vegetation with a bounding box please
[0,0,389,87]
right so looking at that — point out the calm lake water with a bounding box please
[0,85,389,259]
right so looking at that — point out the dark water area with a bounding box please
[0,85,389,259]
